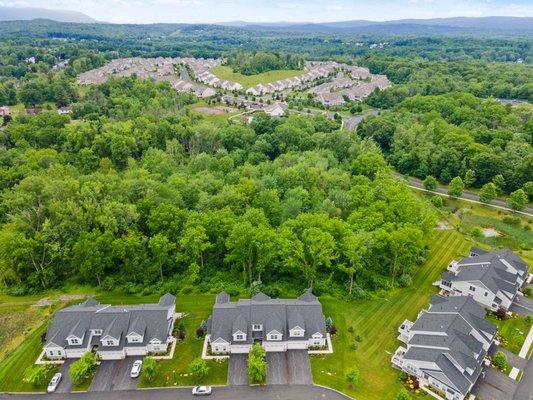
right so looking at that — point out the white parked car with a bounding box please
[192,386,212,396]
[47,373,62,393]
[130,360,142,378]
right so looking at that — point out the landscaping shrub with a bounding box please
[345,367,359,388]
[69,352,98,386]
[141,356,159,382]
[492,351,509,371]
[189,358,209,382]
[247,343,266,384]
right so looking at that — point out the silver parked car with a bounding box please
[47,373,62,393]
[192,386,212,396]
[130,360,143,378]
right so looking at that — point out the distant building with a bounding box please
[0,106,10,117]
[264,102,287,117]
[57,106,72,115]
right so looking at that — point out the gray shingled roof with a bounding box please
[445,248,529,298]
[45,293,175,351]
[208,291,326,344]
[403,295,496,397]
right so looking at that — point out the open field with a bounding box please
[311,229,471,400]
[0,322,59,392]
[210,66,304,89]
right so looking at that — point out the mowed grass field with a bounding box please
[311,229,471,400]
[210,65,304,89]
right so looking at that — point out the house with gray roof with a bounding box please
[207,290,327,354]
[392,295,496,400]
[44,294,176,360]
[436,248,530,310]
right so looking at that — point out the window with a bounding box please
[129,336,141,343]
[49,351,54,356]
[105,340,115,346]
[291,330,304,337]
[236,334,244,340]
[484,292,488,297]
[270,334,278,340]
[313,340,321,345]
[93,329,102,335]
[469,286,476,292]
[252,324,262,331]
[70,338,79,345]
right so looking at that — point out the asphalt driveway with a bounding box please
[89,358,140,392]
[287,350,312,384]
[228,354,248,386]
[55,359,75,393]
[267,350,312,385]
[471,367,518,400]
[511,296,533,317]
[266,353,289,385]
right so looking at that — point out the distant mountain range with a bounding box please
[219,17,533,35]
[0,6,95,23]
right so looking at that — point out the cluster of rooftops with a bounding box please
[44,294,176,359]
[207,290,326,346]
[393,247,531,400]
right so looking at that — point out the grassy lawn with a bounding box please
[0,322,59,392]
[95,293,228,388]
[488,314,533,355]
[311,230,471,400]
[210,66,304,89]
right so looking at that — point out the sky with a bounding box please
[1,0,532,23]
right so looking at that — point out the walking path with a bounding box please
[519,324,533,359]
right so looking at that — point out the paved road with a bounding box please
[394,173,533,216]
[511,296,533,317]
[0,385,350,400]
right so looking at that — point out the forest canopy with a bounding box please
[225,51,304,75]
[358,92,533,193]
[0,76,435,297]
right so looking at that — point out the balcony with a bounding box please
[447,261,459,273]
[391,346,407,369]
[397,320,413,343]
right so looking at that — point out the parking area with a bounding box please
[471,367,518,400]
[266,350,312,385]
[56,359,75,393]
[511,296,533,317]
[228,354,248,386]
[266,353,289,385]
[89,357,141,392]
[287,350,312,384]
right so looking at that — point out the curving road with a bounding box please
[0,385,351,400]
[393,173,533,216]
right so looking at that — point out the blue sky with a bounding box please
[1,0,532,23]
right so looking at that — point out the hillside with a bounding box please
[0,6,95,23]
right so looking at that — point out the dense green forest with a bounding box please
[0,76,435,296]
[226,51,304,75]
[0,20,531,297]
[358,92,533,194]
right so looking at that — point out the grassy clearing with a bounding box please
[311,230,470,400]
[210,66,303,89]
[0,322,59,392]
[488,314,533,355]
